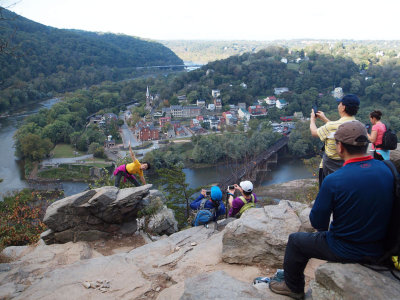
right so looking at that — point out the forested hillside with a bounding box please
[14,43,400,164]
[0,8,183,113]
[162,39,400,64]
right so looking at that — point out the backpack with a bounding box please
[378,160,400,273]
[376,124,398,150]
[237,195,255,217]
[193,198,220,226]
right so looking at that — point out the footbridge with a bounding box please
[218,136,289,192]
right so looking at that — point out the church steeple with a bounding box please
[146,86,150,98]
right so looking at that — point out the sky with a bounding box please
[4,0,400,41]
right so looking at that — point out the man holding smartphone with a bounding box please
[227,180,257,218]
[190,186,226,223]
[309,94,360,186]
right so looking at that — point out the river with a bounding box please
[0,98,312,200]
[0,98,87,200]
[182,157,313,189]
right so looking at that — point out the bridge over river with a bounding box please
[218,136,289,192]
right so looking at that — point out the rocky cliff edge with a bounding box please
[1,186,400,300]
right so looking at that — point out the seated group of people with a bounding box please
[189,180,257,221]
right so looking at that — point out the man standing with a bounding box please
[269,121,394,299]
[227,180,257,218]
[310,94,359,186]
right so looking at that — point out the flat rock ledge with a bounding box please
[41,185,178,244]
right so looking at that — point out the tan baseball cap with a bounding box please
[334,120,369,146]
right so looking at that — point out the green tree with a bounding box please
[156,166,198,227]
[18,133,53,161]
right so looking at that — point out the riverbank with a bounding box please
[255,178,317,205]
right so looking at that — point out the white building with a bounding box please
[274,87,289,95]
[170,105,183,118]
[238,108,251,122]
[211,89,221,98]
[276,99,288,109]
[196,100,206,107]
[207,104,215,111]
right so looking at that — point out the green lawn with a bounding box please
[83,157,113,168]
[287,63,300,71]
[52,144,85,158]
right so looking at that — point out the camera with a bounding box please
[312,103,318,116]
[365,124,371,134]
[228,185,234,190]
[206,190,211,196]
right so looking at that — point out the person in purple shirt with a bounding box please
[227,180,257,218]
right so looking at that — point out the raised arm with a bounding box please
[129,142,136,161]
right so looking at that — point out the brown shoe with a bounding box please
[269,280,304,300]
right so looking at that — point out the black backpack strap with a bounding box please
[199,198,208,210]
[374,123,387,149]
[383,160,400,197]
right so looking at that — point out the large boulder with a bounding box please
[222,201,301,267]
[310,263,400,300]
[42,185,178,244]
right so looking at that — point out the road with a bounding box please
[120,111,140,147]
[41,154,94,166]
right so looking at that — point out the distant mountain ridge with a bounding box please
[0,8,183,112]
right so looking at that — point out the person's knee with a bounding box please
[288,232,300,244]
[287,232,308,249]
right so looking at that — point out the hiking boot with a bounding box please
[269,280,304,300]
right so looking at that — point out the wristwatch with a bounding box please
[227,193,234,197]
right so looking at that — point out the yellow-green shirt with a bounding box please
[126,159,143,177]
[317,116,356,161]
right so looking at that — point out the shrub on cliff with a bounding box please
[0,189,62,250]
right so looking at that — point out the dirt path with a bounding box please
[28,162,39,180]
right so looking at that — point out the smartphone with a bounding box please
[312,104,318,116]
[206,190,211,196]
[228,185,234,190]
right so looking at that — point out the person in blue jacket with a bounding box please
[268,120,394,300]
[190,186,226,220]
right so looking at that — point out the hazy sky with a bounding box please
[4,0,400,40]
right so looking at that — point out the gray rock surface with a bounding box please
[311,263,400,300]
[42,185,178,244]
[222,201,301,267]
[146,205,178,235]
[2,195,398,300]
[180,270,283,300]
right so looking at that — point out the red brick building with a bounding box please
[138,126,159,141]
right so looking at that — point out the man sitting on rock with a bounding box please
[227,180,257,218]
[268,121,394,300]
[190,186,226,226]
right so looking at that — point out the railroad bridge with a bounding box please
[218,136,289,192]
